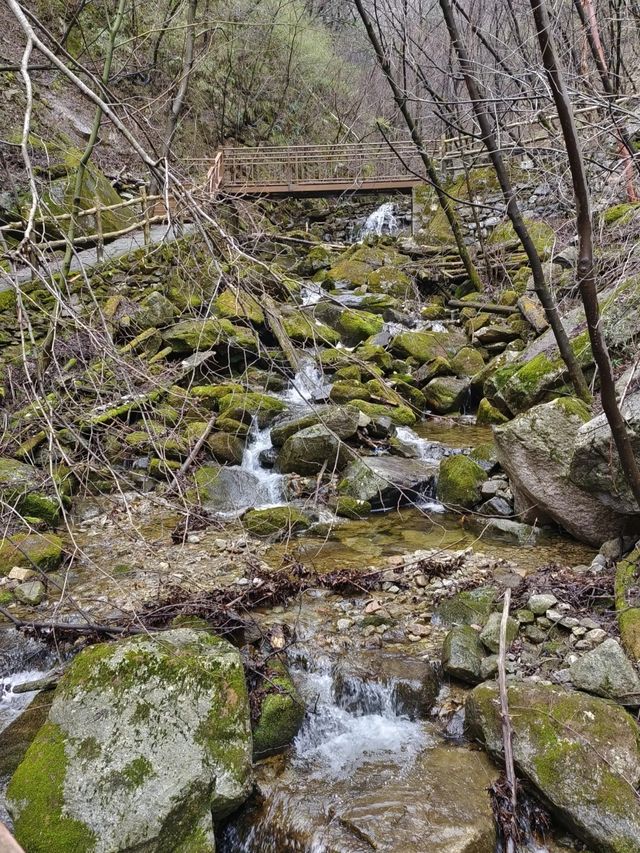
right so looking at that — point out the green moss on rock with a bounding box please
[252,660,305,758]
[476,397,509,425]
[351,400,416,426]
[0,532,63,576]
[243,506,311,537]
[436,454,487,509]
[335,496,372,519]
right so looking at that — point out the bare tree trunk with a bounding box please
[438,0,591,403]
[531,0,640,508]
[353,0,484,292]
[572,0,639,199]
[162,0,198,162]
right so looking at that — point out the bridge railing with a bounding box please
[216,141,431,190]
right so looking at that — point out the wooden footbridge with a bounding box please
[204,141,427,195]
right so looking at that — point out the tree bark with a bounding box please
[438,0,591,403]
[353,0,484,292]
[530,0,640,508]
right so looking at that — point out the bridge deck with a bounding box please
[204,141,431,195]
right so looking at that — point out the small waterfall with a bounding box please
[1,634,54,733]
[281,358,329,407]
[219,652,428,852]
[360,202,398,239]
[240,421,284,508]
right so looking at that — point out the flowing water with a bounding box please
[360,202,398,238]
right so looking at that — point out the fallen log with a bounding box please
[447,298,518,315]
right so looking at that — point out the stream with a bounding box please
[0,201,598,851]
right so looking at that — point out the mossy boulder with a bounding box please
[252,659,305,758]
[162,317,257,355]
[442,626,485,684]
[450,347,484,378]
[133,291,179,331]
[0,457,62,526]
[206,431,245,466]
[391,330,451,364]
[338,456,438,509]
[0,533,63,576]
[434,587,497,627]
[602,202,640,226]
[218,391,286,428]
[479,612,518,653]
[243,506,311,537]
[615,548,640,661]
[350,400,416,426]
[190,383,245,410]
[488,218,555,260]
[214,288,265,325]
[329,379,371,404]
[436,455,487,509]
[423,376,469,414]
[367,266,413,298]
[281,309,340,345]
[278,425,353,475]
[7,629,253,853]
[476,397,509,425]
[270,406,361,447]
[466,680,640,853]
[353,344,393,372]
[494,398,632,546]
[335,496,372,519]
[335,309,384,346]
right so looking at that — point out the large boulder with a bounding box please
[569,390,640,516]
[278,424,353,475]
[391,329,466,364]
[494,397,636,545]
[338,456,438,509]
[466,680,640,853]
[162,317,258,355]
[243,506,311,537]
[218,391,286,428]
[270,405,362,447]
[7,629,253,853]
[423,376,470,414]
[195,465,271,514]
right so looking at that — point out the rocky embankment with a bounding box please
[1,188,640,851]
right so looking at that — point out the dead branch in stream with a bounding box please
[496,587,518,853]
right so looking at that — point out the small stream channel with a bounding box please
[0,201,595,850]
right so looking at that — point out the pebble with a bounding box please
[559,616,580,629]
[585,628,607,645]
[414,573,428,587]
[572,626,587,637]
[336,618,352,631]
[546,609,564,622]
[365,600,381,614]
[580,617,599,630]
[8,567,35,581]
[387,585,400,594]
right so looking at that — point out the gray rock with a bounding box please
[478,496,513,517]
[466,680,640,853]
[569,638,640,703]
[278,424,354,475]
[480,517,541,545]
[495,398,635,546]
[13,581,45,606]
[7,629,253,850]
[334,652,440,718]
[480,654,498,680]
[196,465,271,514]
[528,593,558,615]
[338,456,438,509]
[442,625,485,684]
[479,612,518,653]
[270,405,361,447]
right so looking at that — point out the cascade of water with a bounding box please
[281,358,329,407]
[360,202,398,239]
[240,421,284,508]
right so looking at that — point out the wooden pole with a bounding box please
[141,186,151,246]
[95,200,104,262]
